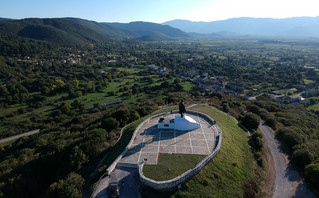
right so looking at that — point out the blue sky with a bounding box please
[1,0,318,23]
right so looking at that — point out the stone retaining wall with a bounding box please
[138,110,222,191]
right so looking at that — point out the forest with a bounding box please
[0,35,319,197]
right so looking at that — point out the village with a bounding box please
[146,63,319,107]
[13,46,319,110]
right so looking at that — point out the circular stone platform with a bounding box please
[120,112,220,165]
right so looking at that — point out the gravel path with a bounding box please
[0,129,40,144]
[259,123,315,198]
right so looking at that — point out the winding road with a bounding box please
[259,123,315,198]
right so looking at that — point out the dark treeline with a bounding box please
[0,100,158,197]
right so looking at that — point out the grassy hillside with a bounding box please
[142,104,263,198]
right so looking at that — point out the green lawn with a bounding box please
[309,96,319,101]
[308,103,319,111]
[8,105,56,122]
[0,104,28,117]
[143,154,205,181]
[142,104,261,198]
[181,81,196,92]
[304,79,315,85]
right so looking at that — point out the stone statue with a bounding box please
[179,99,186,118]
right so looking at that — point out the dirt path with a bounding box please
[259,123,315,198]
[262,137,275,198]
[0,129,40,144]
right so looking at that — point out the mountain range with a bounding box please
[106,21,188,38]
[163,17,319,38]
[0,18,188,45]
[0,16,319,45]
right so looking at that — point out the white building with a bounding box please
[158,115,200,131]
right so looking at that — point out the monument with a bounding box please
[179,99,186,118]
[158,99,200,131]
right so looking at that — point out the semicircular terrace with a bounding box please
[116,110,222,191]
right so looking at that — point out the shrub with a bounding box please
[254,151,263,167]
[250,131,263,152]
[278,128,304,150]
[47,172,84,198]
[246,104,261,115]
[243,180,258,198]
[265,118,276,129]
[305,163,319,188]
[101,117,119,131]
[82,128,108,157]
[292,149,314,168]
[242,113,260,130]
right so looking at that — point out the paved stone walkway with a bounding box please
[120,113,219,165]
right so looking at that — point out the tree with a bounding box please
[129,111,140,122]
[75,91,82,97]
[242,113,260,130]
[55,79,64,87]
[86,82,95,93]
[251,131,263,151]
[69,146,89,170]
[71,99,81,109]
[192,91,201,97]
[79,104,86,113]
[160,81,169,89]
[174,83,184,91]
[61,103,70,114]
[278,128,304,149]
[47,172,84,198]
[246,104,261,115]
[112,108,130,126]
[82,129,108,157]
[292,149,314,168]
[265,118,276,129]
[41,86,51,96]
[305,163,319,188]
[101,117,119,131]
[71,79,79,89]
[0,86,9,96]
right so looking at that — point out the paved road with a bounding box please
[259,123,315,198]
[93,165,140,198]
[0,129,40,144]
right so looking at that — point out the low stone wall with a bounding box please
[138,110,222,192]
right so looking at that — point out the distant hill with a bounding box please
[0,18,189,44]
[64,18,137,39]
[133,34,173,41]
[106,21,189,38]
[0,18,13,21]
[0,18,112,45]
[163,17,319,38]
